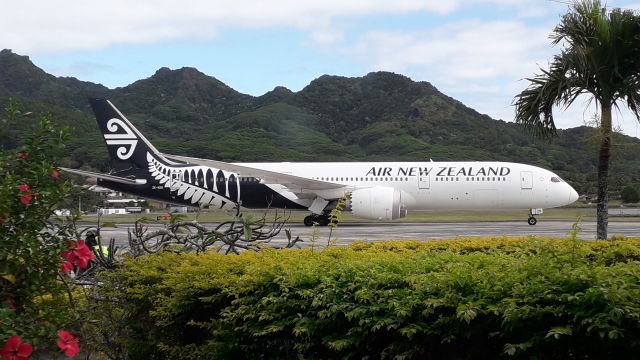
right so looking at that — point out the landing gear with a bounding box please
[303,214,330,226]
[527,208,543,226]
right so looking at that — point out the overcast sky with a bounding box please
[3,0,640,137]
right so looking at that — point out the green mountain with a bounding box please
[1,49,639,195]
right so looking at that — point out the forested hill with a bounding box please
[1,49,639,194]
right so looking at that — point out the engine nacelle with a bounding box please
[348,186,407,220]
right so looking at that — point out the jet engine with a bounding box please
[347,186,407,220]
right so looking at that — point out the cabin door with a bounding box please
[520,171,533,189]
[418,174,430,189]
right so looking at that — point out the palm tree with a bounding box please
[514,0,640,239]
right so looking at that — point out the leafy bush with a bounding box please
[621,185,640,203]
[1,103,86,357]
[91,236,640,359]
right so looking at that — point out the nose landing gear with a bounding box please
[527,208,543,226]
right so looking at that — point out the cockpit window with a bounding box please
[551,177,564,183]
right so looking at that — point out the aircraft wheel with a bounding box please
[527,217,537,226]
[319,215,331,226]
[303,215,315,227]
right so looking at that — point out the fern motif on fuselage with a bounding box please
[146,152,239,209]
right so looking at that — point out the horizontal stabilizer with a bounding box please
[60,167,147,185]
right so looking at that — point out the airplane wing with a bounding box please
[60,167,147,185]
[163,154,344,192]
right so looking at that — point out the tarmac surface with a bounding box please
[96,220,640,249]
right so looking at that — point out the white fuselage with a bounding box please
[238,161,578,211]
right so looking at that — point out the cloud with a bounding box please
[2,0,463,54]
[348,20,553,89]
[2,0,562,54]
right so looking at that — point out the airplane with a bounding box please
[61,99,579,226]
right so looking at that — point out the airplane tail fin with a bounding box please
[89,99,172,170]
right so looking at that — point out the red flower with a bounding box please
[61,240,94,270]
[60,260,74,274]
[0,336,33,360]
[56,331,79,358]
[18,185,34,205]
[19,194,33,205]
[18,152,28,159]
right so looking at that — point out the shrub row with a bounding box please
[90,236,640,359]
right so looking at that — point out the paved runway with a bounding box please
[96,221,640,249]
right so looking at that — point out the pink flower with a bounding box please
[0,336,33,360]
[18,185,29,193]
[18,152,28,159]
[61,240,95,270]
[56,331,79,358]
[51,165,59,180]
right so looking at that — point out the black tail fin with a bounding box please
[89,99,170,170]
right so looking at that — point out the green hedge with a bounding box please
[91,237,640,359]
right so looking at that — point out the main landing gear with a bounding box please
[303,213,331,226]
[527,208,543,226]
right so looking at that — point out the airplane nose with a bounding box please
[568,186,579,204]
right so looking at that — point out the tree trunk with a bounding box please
[596,102,612,240]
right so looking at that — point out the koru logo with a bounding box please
[103,118,138,160]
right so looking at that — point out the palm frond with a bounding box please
[514,55,583,138]
[515,0,640,138]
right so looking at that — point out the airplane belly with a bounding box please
[238,182,307,210]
